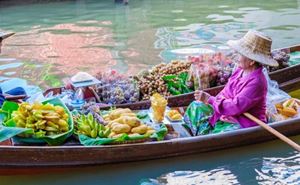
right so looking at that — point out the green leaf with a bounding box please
[127,134,147,140]
[169,81,180,89]
[137,111,149,119]
[79,134,116,145]
[168,85,181,95]
[150,124,168,141]
[1,101,19,112]
[162,75,177,81]
[4,118,16,127]
[178,72,188,81]
[0,126,31,142]
[0,111,8,125]
[181,84,193,94]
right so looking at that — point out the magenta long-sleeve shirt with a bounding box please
[208,67,267,128]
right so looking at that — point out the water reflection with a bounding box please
[256,152,300,185]
[1,22,115,89]
[141,168,239,185]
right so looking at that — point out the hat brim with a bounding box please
[227,40,278,67]
[0,32,15,40]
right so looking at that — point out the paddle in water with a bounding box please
[244,112,300,152]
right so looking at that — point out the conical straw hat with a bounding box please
[227,30,278,67]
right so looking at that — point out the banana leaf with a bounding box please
[136,111,149,119]
[0,101,19,124]
[0,126,32,143]
[2,98,74,146]
[79,134,116,145]
[150,124,168,141]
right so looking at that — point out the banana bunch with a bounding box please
[103,108,156,138]
[276,98,300,118]
[76,113,111,138]
[12,102,69,136]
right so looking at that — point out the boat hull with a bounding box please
[0,117,299,168]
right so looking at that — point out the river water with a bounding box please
[0,136,300,185]
[1,0,300,89]
[1,0,300,184]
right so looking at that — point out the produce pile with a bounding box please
[103,108,156,138]
[74,106,167,145]
[90,49,292,105]
[0,98,73,145]
[76,113,110,138]
[12,102,70,137]
[166,110,182,121]
[269,50,290,72]
[135,60,191,100]
[187,52,234,89]
[275,98,300,119]
[96,70,140,104]
[162,72,193,95]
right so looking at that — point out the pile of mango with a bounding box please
[103,108,156,138]
[12,102,69,137]
[275,98,300,118]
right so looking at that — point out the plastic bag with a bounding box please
[211,121,240,134]
[96,69,140,104]
[264,68,290,105]
[183,101,213,136]
[187,61,214,90]
[263,68,291,122]
[187,53,234,90]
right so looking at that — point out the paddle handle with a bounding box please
[243,112,300,152]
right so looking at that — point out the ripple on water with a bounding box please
[256,152,300,185]
[141,168,239,185]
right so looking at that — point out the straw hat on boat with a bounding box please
[227,30,278,67]
[0,32,14,40]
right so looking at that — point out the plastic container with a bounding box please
[71,88,85,110]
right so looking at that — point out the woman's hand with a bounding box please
[194,90,211,103]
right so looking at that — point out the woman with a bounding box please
[194,30,278,130]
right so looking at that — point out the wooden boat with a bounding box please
[0,77,300,170]
[44,44,300,109]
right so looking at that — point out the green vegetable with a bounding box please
[163,72,193,95]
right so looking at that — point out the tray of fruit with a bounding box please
[166,110,183,122]
[0,98,74,145]
[275,98,300,119]
[75,108,168,146]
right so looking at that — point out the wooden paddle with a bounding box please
[243,112,300,152]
